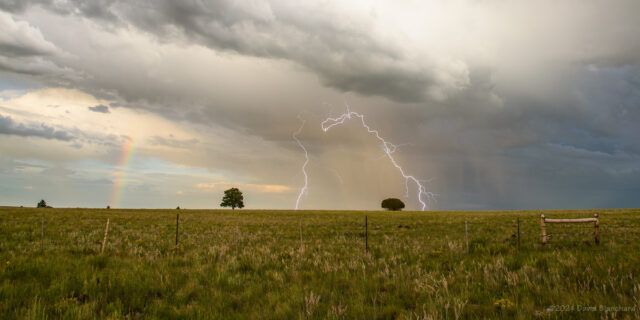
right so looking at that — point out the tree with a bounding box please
[37,199,47,208]
[220,188,244,210]
[381,198,405,211]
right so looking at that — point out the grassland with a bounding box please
[0,207,639,319]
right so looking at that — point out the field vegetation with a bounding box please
[0,207,639,319]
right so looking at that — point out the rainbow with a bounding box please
[110,137,137,208]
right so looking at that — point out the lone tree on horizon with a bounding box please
[381,198,405,211]
[37,199,48,208]
[220,188,244,210]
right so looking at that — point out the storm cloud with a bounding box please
[0,1,639,209]
[0,11,74,78]
[1,0,473,103]
[88,104,109,113]
[0,113,73,141]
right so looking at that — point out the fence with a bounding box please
[9,210,640,256]
[540,213,599,246]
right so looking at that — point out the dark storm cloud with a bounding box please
[0,113,73,141]
[88,104,110,113]
[1,1,640,210]
[125,0,469,103]
[4,1,640,106]
[0,11,77,78]
[0,0,117,20]
[500,66,640,157]
[2,0,469,103]
[8,0,638,152]
[0,11,58,55]
[0,0,30,13]
[4,1,639,145]
[0,41,49,57]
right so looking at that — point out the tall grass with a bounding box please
[0,207,638,319]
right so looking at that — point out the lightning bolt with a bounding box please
[321,104,435,210]
[293,114,309,210]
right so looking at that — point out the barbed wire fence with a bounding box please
[454,215,639,252]
[3,210,640,256]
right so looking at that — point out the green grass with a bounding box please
[0,207,639,319]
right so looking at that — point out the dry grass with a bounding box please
[0,207,639,319]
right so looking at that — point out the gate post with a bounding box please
[540,214,547,246]
[594,213,599,245]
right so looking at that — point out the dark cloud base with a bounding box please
[0,1,639,209]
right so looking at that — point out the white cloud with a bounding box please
[0,11,79,79]
[0,11,59,56]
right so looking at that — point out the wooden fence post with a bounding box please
[594,213,599,245]
[175,213,179,250]
[41,215,44,253]
[365,216,368,254]
[101,218,110,254]
[465,220,469,253]
[517,217,520,250]
[540,214,546,247]
[299,220,304,252]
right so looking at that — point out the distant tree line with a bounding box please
[34,191,409,212]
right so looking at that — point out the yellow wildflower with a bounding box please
[494,298,514,310]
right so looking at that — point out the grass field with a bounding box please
[0,207,639,319]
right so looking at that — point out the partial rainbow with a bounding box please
[110,137,137,208]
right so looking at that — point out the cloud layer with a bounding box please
[0,1,639,209]
[0,113,73,140]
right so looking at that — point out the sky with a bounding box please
[0,0,639,210]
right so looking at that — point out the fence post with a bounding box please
[594,213,599,245]
[299,220,304,252]
[101,218,110,254]
[365,216,368,254]
[175,213,179,250]
[465,220,469,253]
[540,214,546,247]
[41,215,44,253]
[517,217,520,250]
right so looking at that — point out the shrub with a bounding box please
[381,198,405,211]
